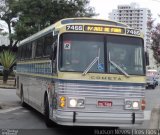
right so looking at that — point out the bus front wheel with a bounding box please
[44,96,53,127]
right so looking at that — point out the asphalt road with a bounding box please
[0,86,159,135]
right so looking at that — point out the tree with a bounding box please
[13,0,97,41]
[147,19,160,65]
[0,0,19,47]
[0,50,16,84]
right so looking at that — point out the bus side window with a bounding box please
[21,45,26,60]
[51,36,58,74]
[50,35,58,60]
[17,46,22,60]
[32,41,37,59]
[35,37,44,58]
[44,33,53,57]
[26,43,32,59]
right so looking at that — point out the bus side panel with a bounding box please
[16,75,29,104]
[30,77,51,114]
[16,74,53,115]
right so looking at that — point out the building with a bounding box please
[109,3,156,69]
[0,0,5,6]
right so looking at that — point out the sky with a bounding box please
[1,0,160,33]
[90,0,160,22]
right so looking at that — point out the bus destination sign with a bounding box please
[66,25,141,36]
[84,25,125,34]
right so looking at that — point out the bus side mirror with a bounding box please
[145,52,149,66]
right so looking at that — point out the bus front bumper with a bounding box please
[51,110,144,127]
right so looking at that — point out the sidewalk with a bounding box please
[0,88,20,110]
[0,79,16,89]
[149,105,160,129]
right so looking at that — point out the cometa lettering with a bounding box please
[91,76,122,81]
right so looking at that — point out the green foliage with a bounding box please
[0,0,96,45]
[12,0,97,41]
[0,50,16,70]
[0,50,16,83]
[0,0,20,47]
[147,20,160,64]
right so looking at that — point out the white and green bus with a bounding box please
[16,18,146,127]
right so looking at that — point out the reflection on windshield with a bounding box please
[60,34,104,73]
[83,48,100,75]
[109,52,130,77]
[60,33,144,75]
[108,36,144,75]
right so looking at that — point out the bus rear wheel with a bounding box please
[20,89,27,107]
[44,97,53,127]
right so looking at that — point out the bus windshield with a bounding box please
[60,33,144,75]
[108,35,144,75]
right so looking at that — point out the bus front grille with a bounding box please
[56,82,145,112]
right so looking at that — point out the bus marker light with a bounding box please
[60,102,65,108]
[60,96,66,101]
[59,96,66,108]
[141,99,146,110]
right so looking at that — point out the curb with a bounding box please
[0,85,16,89]
[0,106,22,113]
[149,107,160,129]
[0,102,21,111]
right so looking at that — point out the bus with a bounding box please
[16,18,146,127]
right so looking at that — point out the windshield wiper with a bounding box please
[82,48,100,76]
[109,52,130,78]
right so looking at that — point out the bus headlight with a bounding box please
[132,101,139,109]
[125,99,140,110]
[125,101,132,109]
[68,98,85,108]
[69,99,77,107]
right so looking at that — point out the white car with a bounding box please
[13,66,16,73]
[146,76,157,89]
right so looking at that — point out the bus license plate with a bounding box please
[97,101,112,107]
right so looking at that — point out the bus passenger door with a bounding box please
[29,77,43,110]
[35,79,43,109]
[29,78,38,107]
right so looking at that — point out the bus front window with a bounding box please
[60,33,104,73]
[108,36,145,75]
[59,34,145,75]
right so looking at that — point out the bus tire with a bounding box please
[44,96,53,127]
[20,89,26,107]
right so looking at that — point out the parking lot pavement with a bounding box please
[0,88,20,110]
[0,87,160,131]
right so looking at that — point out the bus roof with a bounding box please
[18,17,141,47]
[147,69,157,72]
[59,17,129,27]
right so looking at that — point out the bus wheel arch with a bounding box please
[44,91,53,127]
